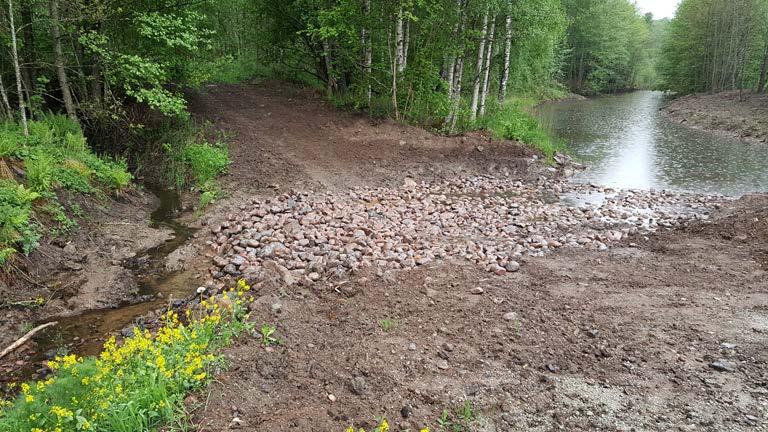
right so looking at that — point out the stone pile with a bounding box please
[205,176,726,284]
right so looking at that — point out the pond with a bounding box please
[534,91,768,196]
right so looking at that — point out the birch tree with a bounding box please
[7,0,28,135]
[499,14,513,101]
[479,18,495,117]
[470,10,489,121]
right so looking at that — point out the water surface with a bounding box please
[534,91,768,196]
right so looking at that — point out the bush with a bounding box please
[0,181,40,263]
[484,100,564,159]
[182,143,230,184]
[0,280,255,432]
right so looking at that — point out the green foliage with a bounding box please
[198,180,223,213]
[484,100,564,159]
[562,0,657,93]
[658,0,768,94]
[0,281,256,432]
[379,319,395,332]
[182,143,230,185]
[0,117,133,264]
[0,181,41,264]
[259,324,281,347]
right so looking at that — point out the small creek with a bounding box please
[534,91,768,196]
[24,186,198,374]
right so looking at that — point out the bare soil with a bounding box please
[663,91,768,144]
[183,83,768,431]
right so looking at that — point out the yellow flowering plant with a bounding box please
[0,280,255,432]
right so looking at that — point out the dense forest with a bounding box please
[659,0,768,94]
[0,0,667,137]
[2,0,766,139]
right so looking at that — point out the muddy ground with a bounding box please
[182,83,768,431]
[663,91,768,144]
[0,190,172,351]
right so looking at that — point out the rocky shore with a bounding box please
[203,176,726,291]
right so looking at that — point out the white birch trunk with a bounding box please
[403,19,410,72]
[7,0,27,135]
[499,15,513,102]
[395,11,405,74]
[363,0,372,105]
[479,19,495,117]
[469,11,489,122]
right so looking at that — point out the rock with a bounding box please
[424,287,439,298]
[719,342,737,350]
[328,394,337,402]
[505,261,520,272]
[270,303,283,315]
[437,360,449,370]
[401,405,413,419]
[350,376,367,395]
[403,178,417,189]
[228,417,246,429]
[585,329,600,338]
[63,243,77,255]
[470,287,484,295]
[441,342,455,352]
[710,359,736,372]
[408,343,417,351]
[546,364,560,373]
[502,312,518,321]
[308,272,321,281]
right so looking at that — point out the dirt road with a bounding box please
[184,83,768,431]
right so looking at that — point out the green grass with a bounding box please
[483,98,565,160]
[182,143,230,185]
[0,115,133,264]
[0,281,255,432]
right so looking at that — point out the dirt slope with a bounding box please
[663,91,768,144]
[183,84,767,431]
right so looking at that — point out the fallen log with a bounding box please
[0,321,58,360]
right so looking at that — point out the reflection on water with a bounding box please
[534,91,768,196]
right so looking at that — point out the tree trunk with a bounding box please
[0,74,12,119]
[444,0,463,99]
[479,19,495,117]
[363,0,372,106]
[395,10,405,74]
[7,0,28,135]
[446,0,466,131]
[20,1,35,110]
[470,10,489,121]
[323,39,335,95]
[50,0,78,122]
[499,15,512,102]
[757,42,768,94]
[403,19,410,72]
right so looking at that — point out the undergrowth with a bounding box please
[482,98,565,160]
[161,124,230,212]
[0,280,256,432]
[0,115,132,265]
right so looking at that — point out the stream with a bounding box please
[25,186,198,372]
[534,91,768,196]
